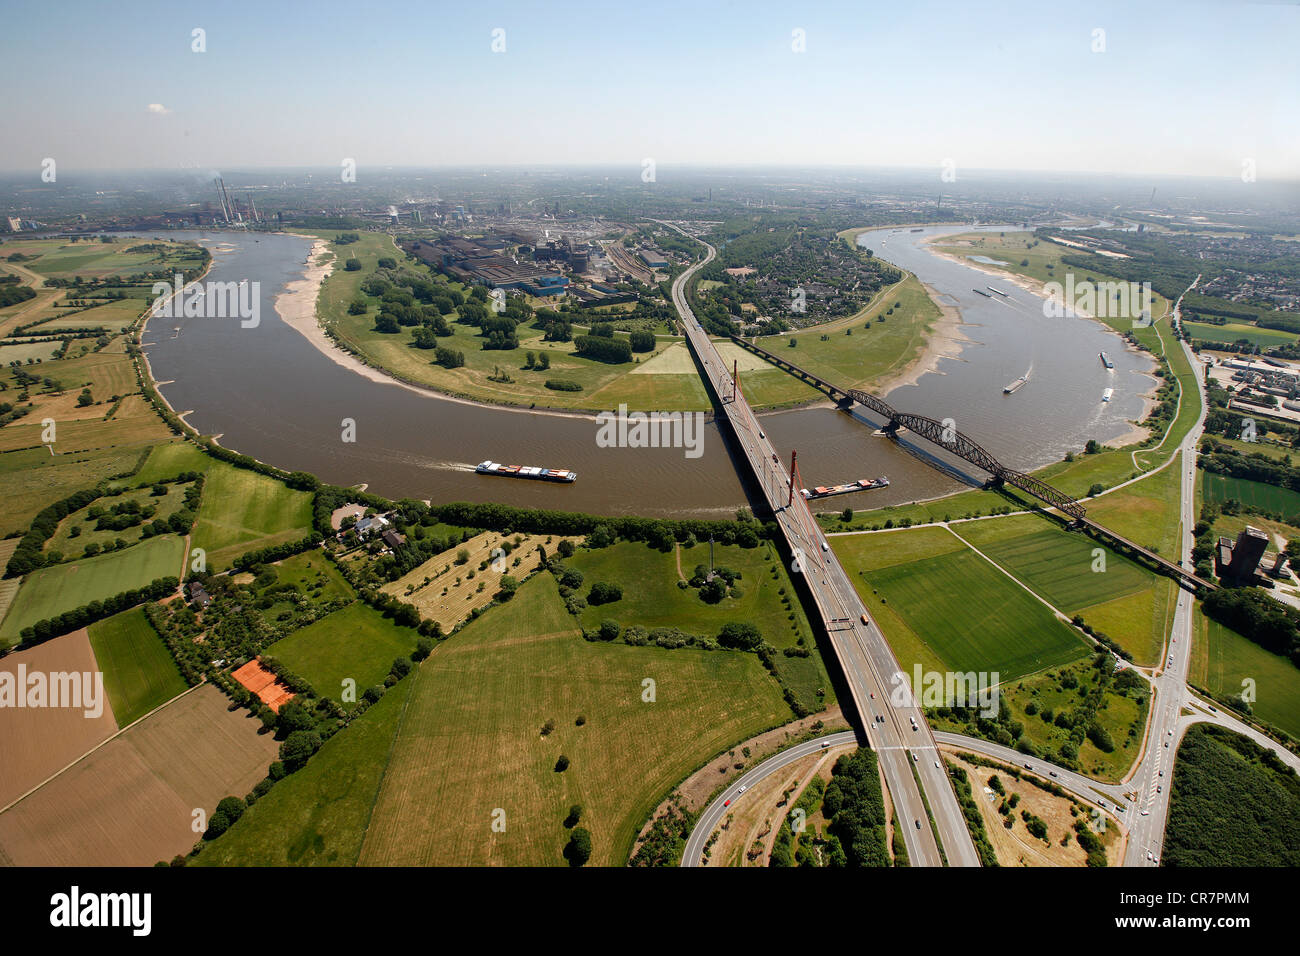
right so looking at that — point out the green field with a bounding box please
[0,534,184,645]
[1184,320,1297,349]
[199,574,792,866]
[567,538,832,711]
[87,607,188,727]
[835,529,1090,681]
[134,442,314,569]
[953,517,1152,611]
[266,602,416,707]
[1194,612,1300,740]
[1202,472,1300,518]
[193,675,416,867]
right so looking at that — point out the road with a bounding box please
[681,732,857,866]
[660,221,979,867]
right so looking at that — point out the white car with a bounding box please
[934,761,941,769]
[737,785,747,795]
[1141,810,1150,816]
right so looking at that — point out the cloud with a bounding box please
[146,103,172,115]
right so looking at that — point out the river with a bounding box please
[137,225,1153,517]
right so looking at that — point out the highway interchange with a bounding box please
[661,234,1300,868]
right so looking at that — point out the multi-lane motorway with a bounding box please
[662,222,978,867]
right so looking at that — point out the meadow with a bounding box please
[1193,612,1300,740]
[0,535,185,645]
[87,607,188,728]
[266,602,418,708]
[134,442,314,569]
[1202,472,1300,518]
[198,575,792,866]
[834,528,1090,681]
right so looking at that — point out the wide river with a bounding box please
[138,226,1152,517]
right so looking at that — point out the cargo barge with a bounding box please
[972,287,992,297]
[1100,351,1114,369]
[475,461,577,482]
[800,477,890,500]
[1004,375,1029,394]
[987,286,1009,297]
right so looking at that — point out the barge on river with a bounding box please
[475,461,577,482]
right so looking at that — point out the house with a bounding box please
[354,514,391,538]
[381,529,406,550]
[189,582,212,609]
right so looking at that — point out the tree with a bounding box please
[347,299,368,315]
[538,352,550,370]
[344,258,362,271]
[279,730,322,772]
[1085,439,1101,455]
[598,619,620,641]
[276,698,315,736]
[564,827,592,866]
[76,388,93,407]
[554,754,570,772]
[587,581,622,605]
[718,621,762,650]
[557,539,576,558]
[564,804,583,828]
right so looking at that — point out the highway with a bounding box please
[661,221,979,867]
[681,732,857,866]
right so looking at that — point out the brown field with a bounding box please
[707,743,854,867]
[0,629,118,808]
[378,530,581,633]
[943,751,1125,867]
[0,684,278,866]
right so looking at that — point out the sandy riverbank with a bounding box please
[872,280,973,394]
[924,237,1160,446]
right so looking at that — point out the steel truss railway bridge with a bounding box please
[728,335,1216,592]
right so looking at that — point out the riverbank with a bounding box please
[873,280,973,394]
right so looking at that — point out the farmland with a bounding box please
[833,527,1090,682]
[1192,611,1300,740]
[87,607,188,728]
[1203,472,1300,519]
[0,685,277,867]
[0,629,119,808]
[0,534,184,646]
[199,574,792,866]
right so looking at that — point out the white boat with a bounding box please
[1102,388,1114,402]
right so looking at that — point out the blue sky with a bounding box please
[1,0,1296,177]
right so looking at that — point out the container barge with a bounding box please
[475,461,577,483]
[1100,351,1114,369]
[1003,375,1029,394]
[987,286,1009,297]
[800,477,890,500]
[972,287,992,297]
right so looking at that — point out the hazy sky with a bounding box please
[1,0,1296,179]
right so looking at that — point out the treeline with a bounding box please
[425,501,767,549]
[4,487,102,577]
[1163,724,1300,867]
[18,576,179,647]
[946,765,999,867]
[1202,587,1300,668]
[1200,437,1300,493]
[574,334,632,364]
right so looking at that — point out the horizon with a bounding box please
[1,0,1296,179]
